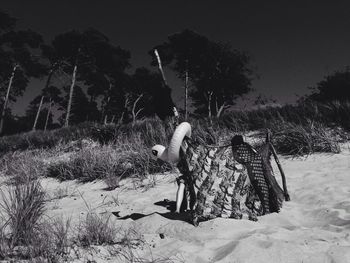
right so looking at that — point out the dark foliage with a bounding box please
[306,68,350,102]
[150,29,253,117]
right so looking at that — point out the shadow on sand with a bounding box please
[112,199,192,223]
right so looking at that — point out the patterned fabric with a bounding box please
[231,143,271,214]
[177,138,264,225]
[232,141,284,214]
[257,143,285,212]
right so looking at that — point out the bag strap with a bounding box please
[266,130,290,201]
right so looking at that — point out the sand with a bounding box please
[4,144,350,262]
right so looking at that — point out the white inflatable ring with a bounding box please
[151,144,167,161]
[167,122,191,163]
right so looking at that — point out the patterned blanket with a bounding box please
[176,136,285,226]
[177,138,262,225]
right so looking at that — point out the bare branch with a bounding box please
[132,94,144,124]
[135,108,143,117]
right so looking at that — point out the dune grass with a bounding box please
[0,101,347,186]
[46,139,172,183]
[0,100,347,185]
[0,178,141,261]
[0,100,348,261]
[77,212,118,247]
[0,100,348,156]
[0,179,46,248]
[270,120,341,155]
[0,178,47,259]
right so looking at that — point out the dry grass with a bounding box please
[1,100,349,159]
[0,217,8,260]
[0,217,72,261]
[107,228,180,263]
[0,179,46,249]
[0,101,347,262]
[46,139,172,184]
[0,122,103,156]
[270,120,341,155]
[76,212,118,247]
[0,179,71,261]
[0,150,46,184]
[0,178,72,261]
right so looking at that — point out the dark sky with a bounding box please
[2,0,350,115]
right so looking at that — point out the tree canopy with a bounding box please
[0,10,46,104]
[306,69,350,102]
[129,67,168,119]
[1,10,259,134]
[150,29,253,116]
[41,28,132,124]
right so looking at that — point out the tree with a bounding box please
[31,64,61,130]
[82,29,131,123]
[151,29,253,118]
[25,84,63,130]
[42,28,131,126]
[151,50,176,120]
[25,96,48,131]
[58,85,97,125]
[100,73,129,124]
[306,68,350,102]
[0,10,46,134]
[126,67,171,122]
[42,30,88,126]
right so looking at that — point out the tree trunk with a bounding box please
[110,115,116,124]
[154,49,168,86]
[64,64,78,127]
[44,99,52,131]
[207,91,213,119]
[184,70,188,120]
[118,112,125,125]
[119,95,130,124]
[0,65,18,135]
[33,67,55,131]
[216,102,226,118]
[102,80,112,124]
[32,96,44,131]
